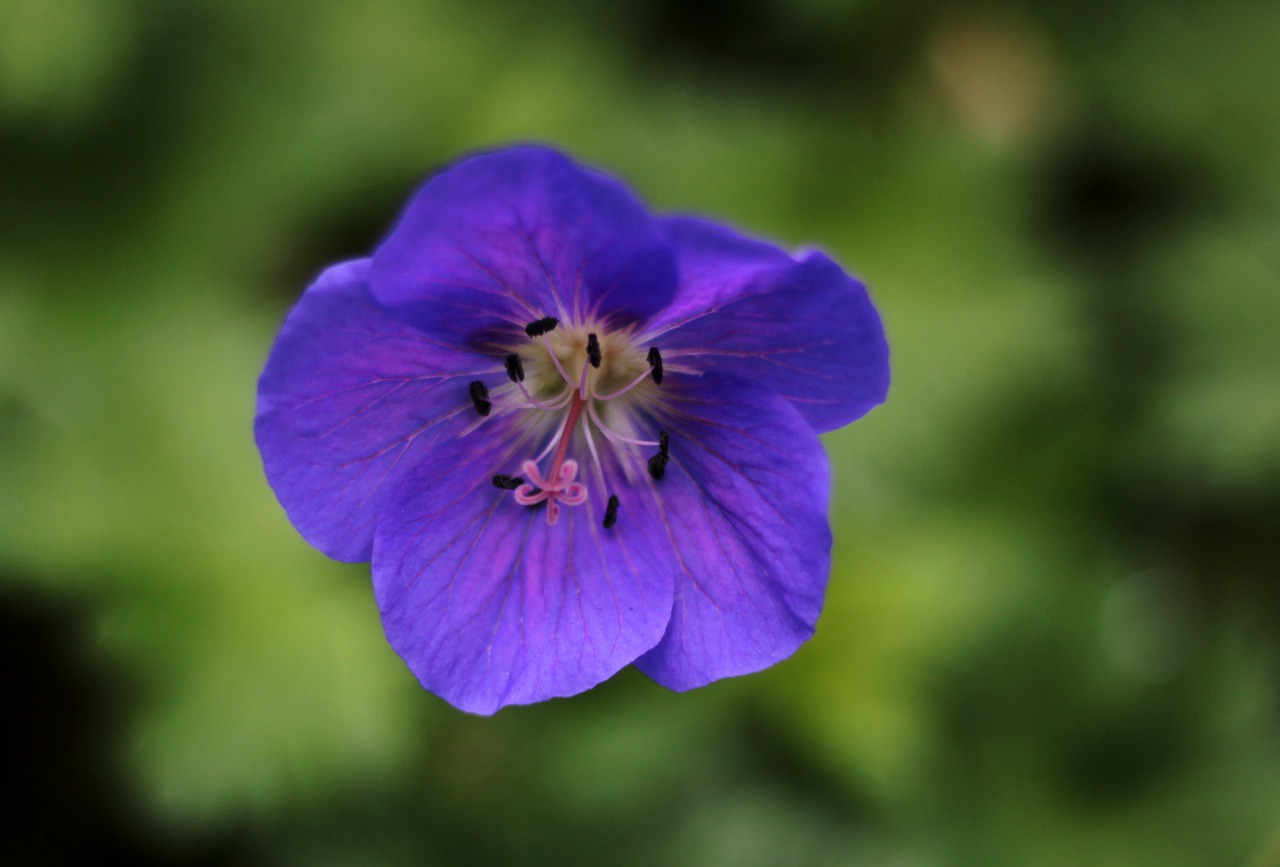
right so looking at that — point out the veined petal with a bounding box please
[372,417,674,715]
[645,216,889,433]
[371,145,678,348]
[255,259,489,562]
[635,373,833,691]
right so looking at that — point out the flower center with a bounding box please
[470,317,668,529]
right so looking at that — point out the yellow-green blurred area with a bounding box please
[2,0,1279,863]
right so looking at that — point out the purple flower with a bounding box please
[255,145,888,714]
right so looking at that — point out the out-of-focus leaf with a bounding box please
[0,286,421,822]
[1135,219,1280,494]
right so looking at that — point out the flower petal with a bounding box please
[371,417,674,715]
[645,216,889,433]
[634,373,833,691]
[255,259,491,562]
[370,145,678,347]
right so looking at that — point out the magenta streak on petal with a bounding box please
[513,224,571,323]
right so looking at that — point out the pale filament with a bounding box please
[579,415,608,495]
[593,366,653,401]
[532,414,568,464]
[542,332,576,388]
[587,400,659,448]
[513,378,573,411]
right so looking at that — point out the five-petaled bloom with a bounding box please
[255,145,889,714]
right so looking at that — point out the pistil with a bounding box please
[549,390,587,481]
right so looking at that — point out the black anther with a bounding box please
[647,346,664,385]
[492,474,524,490]
[504,353,525,383]
[648,431,670,480]
[586,333,602,368]
[525,317,559,337]
[468,380,491,417]
[603,494,620,529]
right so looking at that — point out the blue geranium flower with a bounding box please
[255,145,889,714]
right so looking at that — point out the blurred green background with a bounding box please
[2,0,1279,864]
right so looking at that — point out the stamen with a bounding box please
[586,333,602,368]
[587,400,659,448]
[525,317,559,337]
[492,474,523,490]
[468,380,491,417]
[593,366,653,401]
[504,353,525,383]
[514,378,573,411]
[648,432,669,480]
[647,346,664,385]
[542,333,576,387]
[580,411,609,494]
[533,414,569,463]
[603,494,619,529]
